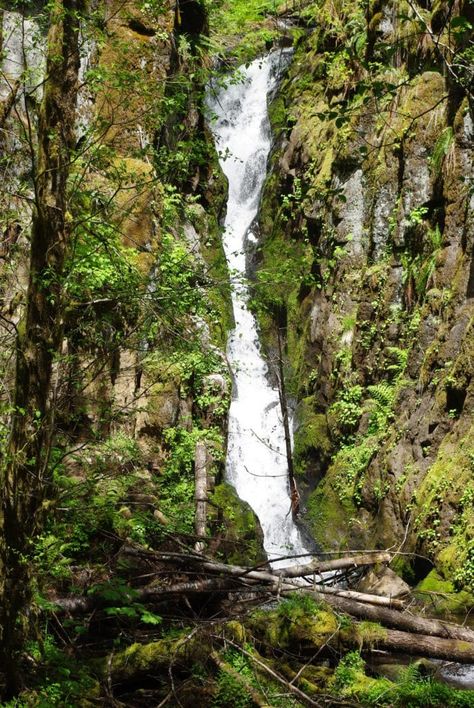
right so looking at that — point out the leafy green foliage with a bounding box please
[212,649,254,708]
[333,652,474,706]
[330,384,364,438]
[208,0,280,63]
[431,127,455,176]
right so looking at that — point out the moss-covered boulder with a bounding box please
[209,482,266,565]
[415,569,474,617]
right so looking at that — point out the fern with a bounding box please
[367,382,395,409]
[431,126,454,176]
[386,347,408,377]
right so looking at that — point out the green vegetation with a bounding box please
[0,0,473,702]
[332,652,474,706]
[208,0,281,62]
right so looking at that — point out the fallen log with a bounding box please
[195,559,404,608]
[301,583,405,610]
[379,628,474,664]
[275,552,392,578]
[299,590,474,645]
[60,548,474,648]
[53,578,258,615]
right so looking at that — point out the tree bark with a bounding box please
[377,628,474,664]
[0,0,81,694]
[194,440,208,552]
[53,578,257,614]
[303,590,474,644]
[275,552,393,578]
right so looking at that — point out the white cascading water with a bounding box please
[207,51,310,567]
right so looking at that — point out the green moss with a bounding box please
[412,424,474,580]
[293,398,332,477]
[108,639,176,680]
[353,621,388,647]
[250,597,339,649]
[268,94,287,132]
[210,483,266,565]
[391,556,417,585]
[415,569,474,616]
[304,480,356,550]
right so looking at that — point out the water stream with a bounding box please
[207,51,310,568]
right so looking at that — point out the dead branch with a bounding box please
[275,552,393,578]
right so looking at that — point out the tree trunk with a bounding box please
[275,552,393,578]
[0,0,80,694]
[194,440,208,552]
[304,590,474,644]
[376,628,474,664]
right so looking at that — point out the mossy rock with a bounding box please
[249,597,339,649]
[209,482,266,565]
[415,569,474,617]
[303,474,358,551]
[293,397,332,479]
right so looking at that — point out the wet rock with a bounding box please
[357,566,411,598]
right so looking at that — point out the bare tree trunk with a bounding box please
[0,0,81,695]
[194,440,208,552]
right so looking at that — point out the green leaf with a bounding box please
[140,610,162,625]
[450,16,473,33]
[104,606,138,618]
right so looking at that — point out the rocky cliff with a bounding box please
[0,0,264,606]
[257,0,474,597]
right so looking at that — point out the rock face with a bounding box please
[256,0,474,588]
[0,0,264,566]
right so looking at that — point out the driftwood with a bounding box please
[194,440,208,552]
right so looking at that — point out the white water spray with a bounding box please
[207,52,310,567]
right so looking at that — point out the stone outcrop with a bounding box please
[256,0,474,590]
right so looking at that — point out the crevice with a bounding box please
[127,18,156,36]
[176,0,208,37]
[446,385,467,416]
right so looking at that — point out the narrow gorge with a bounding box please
[0,0,474,704]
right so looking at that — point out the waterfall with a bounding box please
[207,51,310,568]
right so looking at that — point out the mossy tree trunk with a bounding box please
[0,0,81,695]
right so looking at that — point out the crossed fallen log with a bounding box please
[51,547,474,663]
